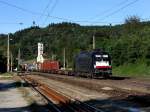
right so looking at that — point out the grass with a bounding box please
[113,62,150,78]
[0,72,13,78]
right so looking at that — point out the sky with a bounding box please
[0,0,149,33]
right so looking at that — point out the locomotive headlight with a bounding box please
[103,55,108,58]
[95,55,101,57]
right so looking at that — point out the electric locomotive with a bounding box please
[74,49,112,78]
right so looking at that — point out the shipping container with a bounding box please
[38,60,60,72]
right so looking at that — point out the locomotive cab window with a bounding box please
[95,55,109,61]
[103,57,110,62]
[94,54,111,68]
[95,55,102,61]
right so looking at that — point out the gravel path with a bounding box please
[32,72,150,94]
[0,79,31,112]
[29,75,109,101]
[28,73,150,112]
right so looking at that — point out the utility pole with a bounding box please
[51,54,54,60]
[63,48,66,70]
[7,34,10,72]
[17,48,21,71]
[10,53,13,72]
[93,34,95,49]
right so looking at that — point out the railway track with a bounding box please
[19,72,150,112]
[30,72,150,94]
[20,75,104,112]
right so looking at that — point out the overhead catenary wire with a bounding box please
[0,17,148,26]
[0,0,124,25]
[92,0,129,20]
[97,0,140,21]
[42,0,59,26]
[0,0,38,15]
[37,0,53,21]
[0,0,143,25]
[0,0,72,22]
[0,22,23,25]
[29,0,53,41]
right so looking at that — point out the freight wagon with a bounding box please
[38,60,60,73]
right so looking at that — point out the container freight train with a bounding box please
[37,49,112,78]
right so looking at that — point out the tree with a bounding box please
[124,15,141,34]
[0,54,7,73]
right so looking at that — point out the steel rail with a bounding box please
[21,76,62,112]
[21,75,105,112]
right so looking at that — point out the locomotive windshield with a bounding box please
[94,54,111,68]
[95,55,110,61]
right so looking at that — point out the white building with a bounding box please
[37,43,44,63]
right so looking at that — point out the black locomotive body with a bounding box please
[74,49,112,78]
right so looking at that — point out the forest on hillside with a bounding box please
[0,16,150,76]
